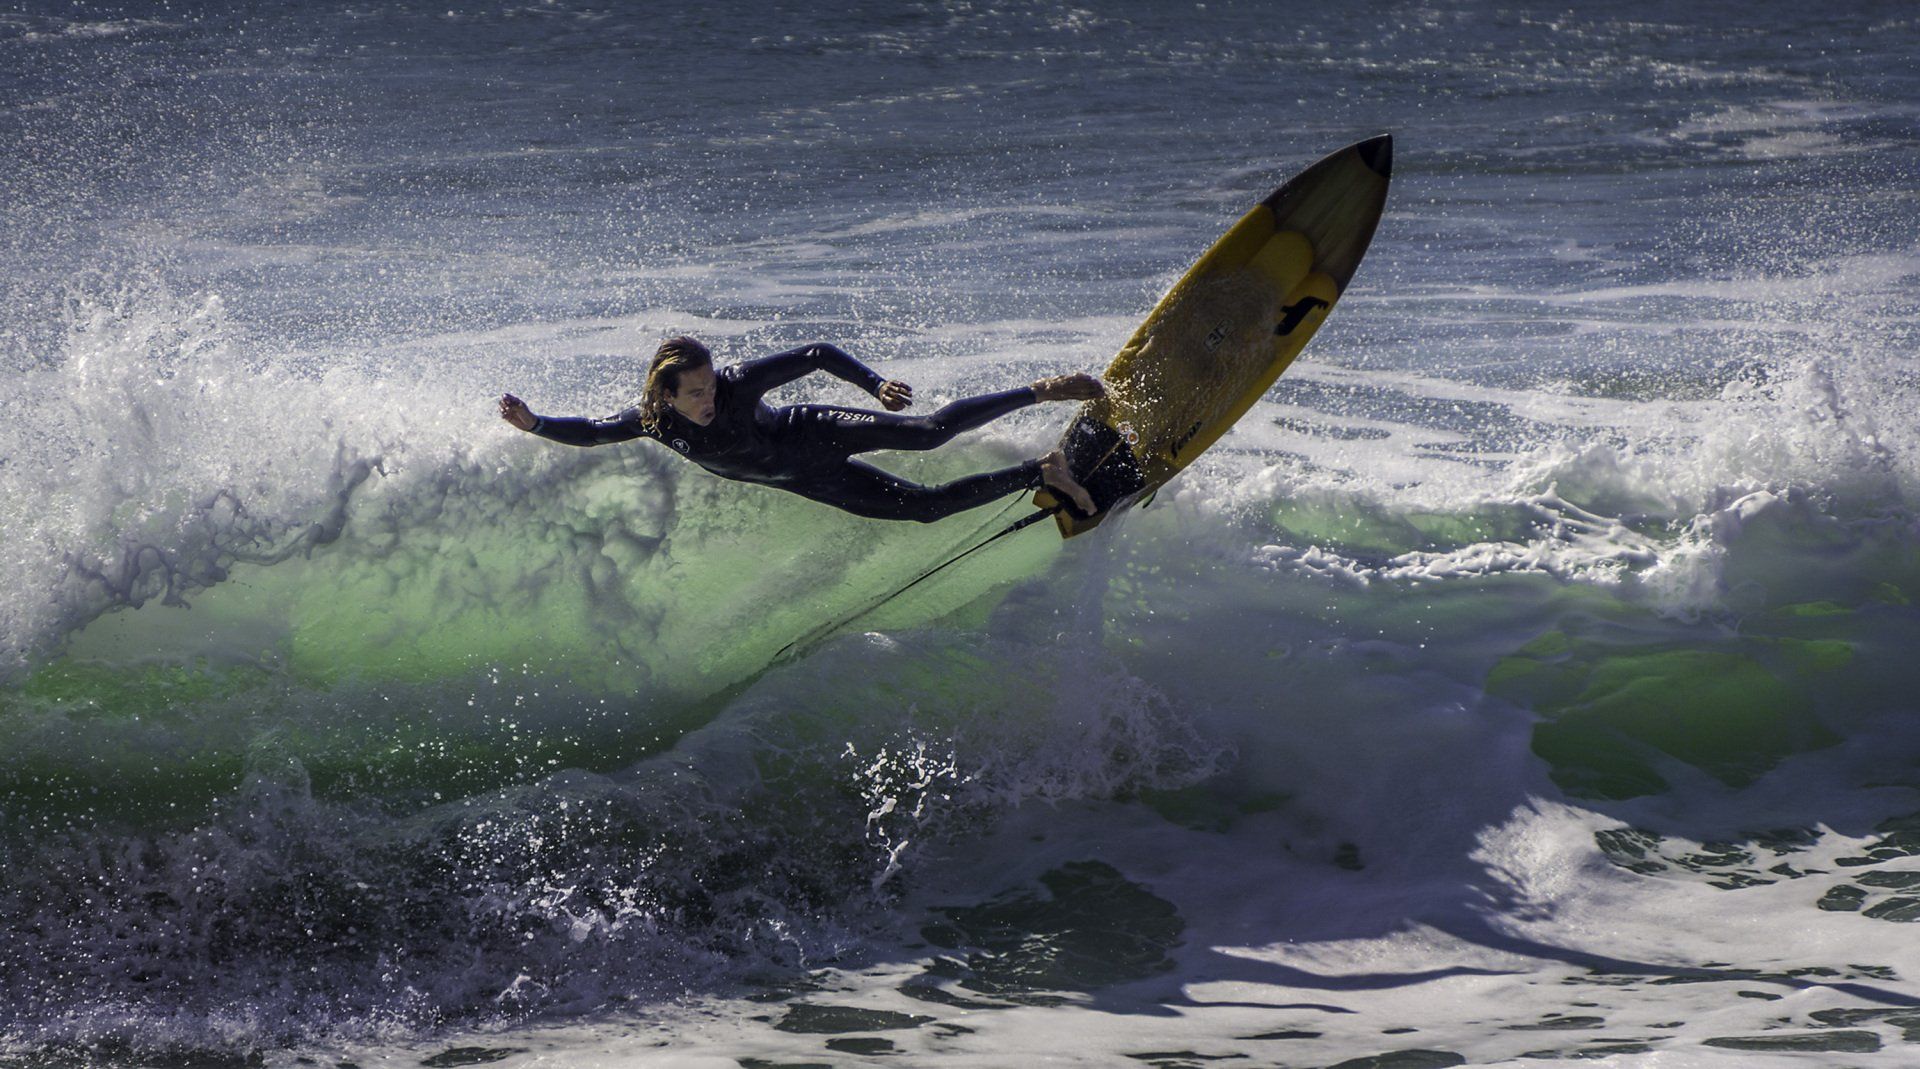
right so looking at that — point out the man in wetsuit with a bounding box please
[498,336,1101,522]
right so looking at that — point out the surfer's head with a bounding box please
[641,336,717,429]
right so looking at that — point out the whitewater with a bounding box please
[4,2,1920,1066]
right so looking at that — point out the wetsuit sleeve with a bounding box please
[728,343,888,405]
[527,407,646,447]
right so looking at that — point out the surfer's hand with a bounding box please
[878,380,913,411]
[499,393,537,431]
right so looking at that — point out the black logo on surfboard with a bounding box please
[1275,296,1330,336]
[1169,419,1204,460]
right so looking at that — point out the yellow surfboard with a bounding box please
[1039,135,1393,537]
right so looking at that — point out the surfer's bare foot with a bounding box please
[1040,450,1096,516]
[1032,372,1105,402]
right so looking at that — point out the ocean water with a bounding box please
[4,1,1920,1065]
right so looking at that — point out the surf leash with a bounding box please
[773,502,1064,662]
[878,502,1064,606]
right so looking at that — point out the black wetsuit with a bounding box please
[528,343,1043,523]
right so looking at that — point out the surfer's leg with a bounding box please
[786,387,1038,457]
[796,458,1043,523]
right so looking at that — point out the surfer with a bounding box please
[499,336,1102,522]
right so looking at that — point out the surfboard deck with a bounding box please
[1037,135,1393,536]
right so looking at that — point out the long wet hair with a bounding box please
[639,335,713,433]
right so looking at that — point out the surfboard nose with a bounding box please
[1356,134,1393,179]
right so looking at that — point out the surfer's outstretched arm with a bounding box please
[732,342,913,410]
[499,393,644,447]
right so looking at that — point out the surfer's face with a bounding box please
[669,365,719,426]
